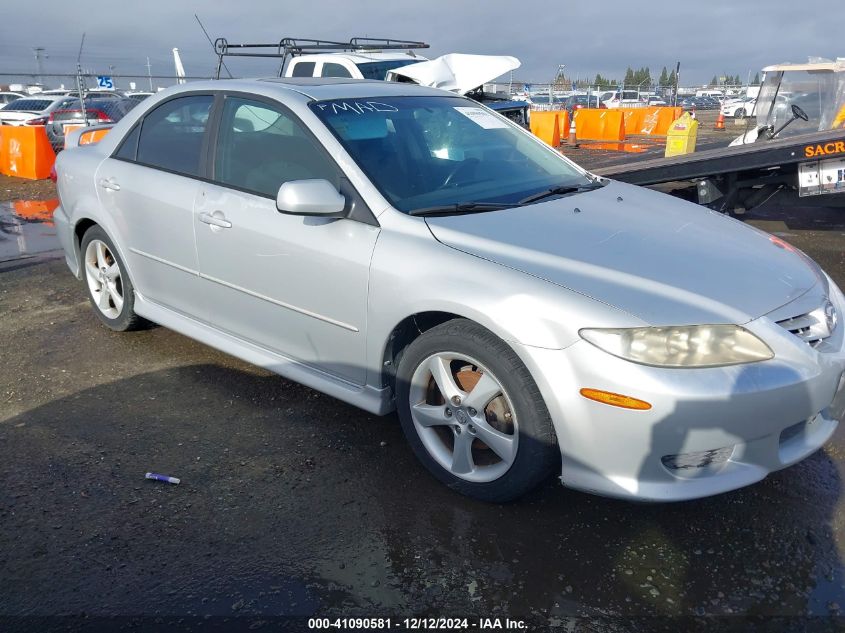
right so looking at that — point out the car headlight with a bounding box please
[579,325,773,368]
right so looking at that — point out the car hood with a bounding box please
[386,54,521,95]
[425,180,824,326]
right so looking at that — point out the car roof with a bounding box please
[163,77,459,101]
[762,61,845,73]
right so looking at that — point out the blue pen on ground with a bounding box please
[145,472,180,485]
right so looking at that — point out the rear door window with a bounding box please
[321,63,353,78]
[135,95,213,177]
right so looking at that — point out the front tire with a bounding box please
[80,226,146,332]
[395,319,559,502]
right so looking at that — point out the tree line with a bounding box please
[554,66,762,89]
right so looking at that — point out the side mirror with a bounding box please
[276,179,346,217]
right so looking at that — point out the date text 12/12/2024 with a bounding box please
[307,617,528,630]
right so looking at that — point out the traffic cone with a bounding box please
[715,112,725,130]
[568,118,578,147]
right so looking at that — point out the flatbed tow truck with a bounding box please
[597,60,845,214]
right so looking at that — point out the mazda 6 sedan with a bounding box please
[53,78,845,502]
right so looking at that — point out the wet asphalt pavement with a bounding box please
[3,180,845,632]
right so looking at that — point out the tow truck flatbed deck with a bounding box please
[597,128,845,186]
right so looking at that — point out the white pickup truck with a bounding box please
[285,50,427,81]
[283,51,528,125]
[211,37,529,125]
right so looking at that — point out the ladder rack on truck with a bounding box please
[212,37,430,79]
[596,128,845,213]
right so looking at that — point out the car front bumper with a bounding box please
[516,285,845,502]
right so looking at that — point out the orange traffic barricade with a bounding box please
[621,108,646,135]
[556,111,570,144]
[618,107,683,136]
[530,110,562,147]
[0,125,56,180]
[574,109,625,142]
[654,107,683,135]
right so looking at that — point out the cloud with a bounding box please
[0,0,836,87]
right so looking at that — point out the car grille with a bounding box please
[776,303,835,349]
[661,446,733,471]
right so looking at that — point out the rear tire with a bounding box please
[80,226,146,332]
[735,108,746,119]
[395,319,559,502]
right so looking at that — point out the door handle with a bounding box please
[98,178,120,192]
[199,211,232,229]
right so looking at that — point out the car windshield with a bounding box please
[356,60,423,80]
[756,69,845,136]
[311,95,590,214]
[2,99,51,112]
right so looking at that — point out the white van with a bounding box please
[600,90,644,108]
[695,89,724,99]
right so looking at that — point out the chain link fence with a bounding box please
[0,72,212,94]
[519,83,753,111]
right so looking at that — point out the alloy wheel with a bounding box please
[408,352,518,483]
[84,239,124,319]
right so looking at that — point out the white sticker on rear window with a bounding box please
[454,107,509,129]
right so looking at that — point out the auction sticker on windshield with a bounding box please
[454,106,510,129]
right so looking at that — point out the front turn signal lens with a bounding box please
[580,388,652,410]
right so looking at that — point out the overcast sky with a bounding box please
[0,0,838,88]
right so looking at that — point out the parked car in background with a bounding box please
[53,78,845,503]
[37,89,122,99]
[0,91,26,107]
[44,97,139,150]
[0,95,80,125]
[601,90,645,108]
[123,91,155,101]
[562,94,606,114]
[679,96,719,111]
[679,97,696,111]
[695,90,724,100]
[37,89,73,97]
[721,97,756,119]
[646,95,667,106]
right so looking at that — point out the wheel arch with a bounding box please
[71,217,99,279]
[381,311,464,392]
[379,307,538,395]
[71,216,137,289]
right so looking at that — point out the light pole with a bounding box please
[551,64,565,105]
[33,47,46,87]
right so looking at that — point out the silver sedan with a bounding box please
[53,78,845,502]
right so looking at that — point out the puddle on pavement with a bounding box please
[0,199,61,263]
